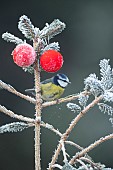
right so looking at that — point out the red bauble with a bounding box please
[12,43,36,67]
[40,50,63,73]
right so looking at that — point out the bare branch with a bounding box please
[60,141,68,162]
[0,80,90,108]
[80,157,102,170]
[34,60,42,170]
[41,122,62,137]
[65,141,83,151]
[0,80,35,104]
[76,159,89,170]
[0,105,35,123]
[41,121,85,151]
[51,164,62,169]
[69,133,113,165]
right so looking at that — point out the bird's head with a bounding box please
[53,73,71,88]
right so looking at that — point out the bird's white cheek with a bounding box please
[58,80,68,87]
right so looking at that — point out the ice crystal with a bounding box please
[100,59,113,90]
[98,103,113,125]
[18,15,35,40]
[62,162,76,170]
[78,94,89,108]
[0,122,30,133]
[98,103,113,116]
[77,165,113,170]
[109,118,113,125]
[34,27,40,37]
[103,91,113,102]
[2,32,23,44]
[84,74,103,96]
[41,42,60,54]
[76,163,112,170]
[67,103,81,113]
[39,19,66,39]
[22,65,34,74]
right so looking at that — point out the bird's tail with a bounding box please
[25,88,35,96]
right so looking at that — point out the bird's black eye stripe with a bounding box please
[59,79,68,82]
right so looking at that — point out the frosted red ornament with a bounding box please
[40,50,64,73]
[12,43,36,67]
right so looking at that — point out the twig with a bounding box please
[61,141,68,162]
[41,121,85,152]
[0,80,35,104]
[0,104,35,123]
[51,164,62,169]
[65,141,83,151]
[80,157,102,170]
[49,95,103,170]
[42,91,90,108]
[34,59,42,170]
[69,133,113,165]
[49,143,62,170]
[77,159,89,170]
[41,122,62,137]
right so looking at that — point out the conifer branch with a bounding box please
[39,19,66,39]
[2,32,23,44]
[0,122,34,133]
[18,15,36,40]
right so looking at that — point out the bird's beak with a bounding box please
[68,81,71,84]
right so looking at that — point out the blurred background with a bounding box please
[0,0,113,169]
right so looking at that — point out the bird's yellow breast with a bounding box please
[41,82,65,101]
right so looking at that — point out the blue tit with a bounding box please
[25,73,70,101]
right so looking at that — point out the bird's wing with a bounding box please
[41,77,53,84]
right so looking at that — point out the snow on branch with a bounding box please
[18,15,36,40]
[67,103,81,113]
[41,42,60,54]
[100,59,113,90]
[39,19,66,39]
[2,32,23,44]
[0,122,33,133]
[84,73,104,96]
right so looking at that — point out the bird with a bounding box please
[25,73,70,101]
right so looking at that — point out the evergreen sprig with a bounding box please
[67,102,81,113]
[41,42,60,54]
[2,32,23,44]
[0,122,30,133]
[39,19,66,39]
[78,94,89,108]
[84,73,103,96]
[98,103,113,116]
[100,59,113,90]
[18,15,36,40]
